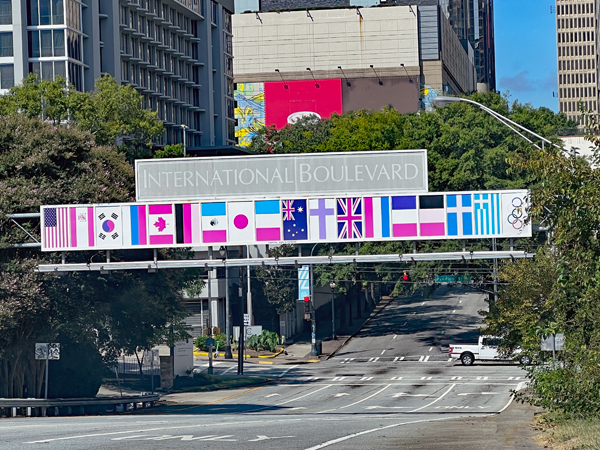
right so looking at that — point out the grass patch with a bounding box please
[172,374,270,393]
[533,412,600,450]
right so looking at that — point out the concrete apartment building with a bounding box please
[232,3,477,145]
[0,0,236,147]
[555,0,598,123]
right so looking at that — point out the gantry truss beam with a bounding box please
[36,250,533,273]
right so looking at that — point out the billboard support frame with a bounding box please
[36,250,534,273]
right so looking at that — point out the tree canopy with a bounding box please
[0,116,194,398]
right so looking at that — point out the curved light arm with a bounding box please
[431,96,564,151]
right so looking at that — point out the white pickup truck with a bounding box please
[449,336,532,366]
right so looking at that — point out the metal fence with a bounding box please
[113,353,160,377]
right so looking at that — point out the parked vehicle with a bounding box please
[449,335,532,366]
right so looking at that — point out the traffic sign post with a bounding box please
[35,343,60,399]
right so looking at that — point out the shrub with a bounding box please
[194,333,226,351]
[245,330,279,353]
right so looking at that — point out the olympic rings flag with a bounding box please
[501,192,531,237]
[40,190,531,252]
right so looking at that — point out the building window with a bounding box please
[66,0,80,29]
[0,32,12,57]
[68,62,82,91]
[0,63,13,89]
[67,30,81,61]
[27,0,64,26]
[0,0,11,25]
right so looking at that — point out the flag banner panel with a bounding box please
[40,190,531,251]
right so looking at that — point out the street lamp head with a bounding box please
[430,96,463,108]
[219,246,226,258]
[330,280,336,289]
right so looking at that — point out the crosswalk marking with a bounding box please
[450,376,463,380]
[418,356,424,362]
[333,376,346,381]
[360,376,374,381]
[308,377,320,381]
[368,357,380,363]
[476,376,488,380]
[390,376,403,380]
[420,376,433,380]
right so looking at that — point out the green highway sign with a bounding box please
[435,275,471,283]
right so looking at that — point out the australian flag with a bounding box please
[282,199,308,240]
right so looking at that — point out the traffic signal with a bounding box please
[402,270,410,282]
[304,296,311,313]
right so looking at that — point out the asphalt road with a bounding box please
[0,287,535,450]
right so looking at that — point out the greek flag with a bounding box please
[474,193,501,236]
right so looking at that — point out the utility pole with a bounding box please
[207,247,213,374]
[246,245,253,325]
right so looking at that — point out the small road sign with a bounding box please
[244,314,251,326]
[35,343,60,360]
[435,275,471,283]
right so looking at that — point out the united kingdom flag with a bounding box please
[337,198,363,239]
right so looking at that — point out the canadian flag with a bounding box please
[148,204,175,245]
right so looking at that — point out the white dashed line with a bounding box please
[381,350,386,355]
[368,357,380,363]
[428,347,433,352]
[390,376,403,380]
[360,376,374,381]
[392,335,397,339]
[450,376,463,380]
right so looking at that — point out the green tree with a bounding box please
[0,116,193,398]
[0,74,163,158]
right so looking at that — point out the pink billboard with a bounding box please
[265,79,342,129]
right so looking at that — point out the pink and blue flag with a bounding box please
[255,200,281,241]
[419,195,445,236]
[282,199,308,240]
[122,204,148,246]
[201,202,227,243]
[337,198,363,239]
[391,196,418,237]
[364,197,390,239]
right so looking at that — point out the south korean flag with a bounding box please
[95,206,123,248]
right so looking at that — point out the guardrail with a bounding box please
[0,394,160,418]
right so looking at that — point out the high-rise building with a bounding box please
[0,0,236,146]
[556,0,597,123]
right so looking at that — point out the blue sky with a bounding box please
[495,1,558,111]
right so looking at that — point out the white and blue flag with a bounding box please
[298,265,310,299]
[474,193,501,236]
[447,194,473,236]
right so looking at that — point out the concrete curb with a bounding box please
[325,296,396,361]
[193,348,284,359]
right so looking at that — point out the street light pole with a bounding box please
[181,124,188,157]
[310,243,319,356]
[430,96,564,151]
[330,281,337,340]
[220,246,233,359]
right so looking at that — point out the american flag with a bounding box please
[282,200,296,221]
[337,198,363,239]
[44,207,69,249]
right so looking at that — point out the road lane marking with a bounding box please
[393,357,404,362]
[276,385,332,405]
[450,376,462,380]
[265,394,281,398]
[423,355,431,362]
[459,300,462,303]
[338,384,391,410]
[418,356,424,362]
[288,407,307,411]
[457,392,501,396]
[447,358,453,361]
[390,376,403,380]
[279,365,299,377]
[453,310,456,313]
[222,365,236,374]
[334,393,350,397]
[365,406,410,410]
[360,376,374,381]
[249,435,296,442]
[476,376,488,380]
[333,377,346,381]
[420,377,432,380]
[368,357,380,362]
[302,416,474,450]
[381,350,386,355]
[409,384,456,412]
[421,302,425,306]
[393,335,397,339]
[393,393,428,397]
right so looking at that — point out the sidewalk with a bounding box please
[194,296,396,365]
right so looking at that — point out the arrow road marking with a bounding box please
[249,436,296,442]
[338,385,391,410]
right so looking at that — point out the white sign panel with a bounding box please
[35,343,60,360]
[41,190,531,251]
[135,150,429,202]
